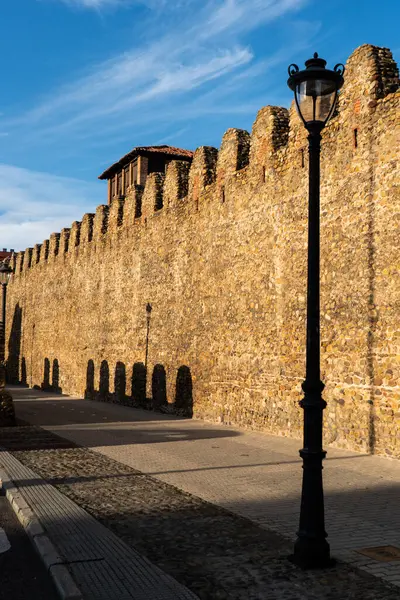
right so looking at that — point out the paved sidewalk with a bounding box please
[2,424,399,600]
[10,385,400,588]
[0,448,198,600]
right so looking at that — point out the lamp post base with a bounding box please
[289,537,335,570]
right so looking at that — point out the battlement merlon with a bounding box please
[141,173,165,218]
[48,233,60,260]
[15,251,24,275]
[249,107,290,182]
[163,161,190,209]
[124,185,144,224]
[80,214,95,245]
[33,244,41,265]
[25,248,33,270]
[217,129,251,190]
[40,240,50,264]
[93,205,109,241]
[60,229,70,255]
[188,147,218,205]
[109,197,125,231]
[341,45,399,113]
[69,222,81,251]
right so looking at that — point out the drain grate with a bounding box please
[356,546,400,562]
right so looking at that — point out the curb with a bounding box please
[0,468,83,600]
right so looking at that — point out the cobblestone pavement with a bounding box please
[0,424,398,600]
[10,385,400,591]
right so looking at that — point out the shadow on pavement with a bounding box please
[6,385,242,447]
[2,425,400,600]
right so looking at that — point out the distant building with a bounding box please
[0,249,14,263]
[98,145,194,204]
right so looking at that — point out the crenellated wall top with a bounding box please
[10,44,399,277]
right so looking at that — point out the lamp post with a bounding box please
[287,54,344,569]
[0,261,15,426]
[145,302,152,369]
[0,262,12,327]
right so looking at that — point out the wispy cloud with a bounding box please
[202,0,305,38]
[61,0,121,7]
[54,0,155,10]
[0,165,101,250]
[7,0,313,145]
[52,0,194,12]
[18,46,253,132]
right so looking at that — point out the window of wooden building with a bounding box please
[117,172,122,196]
[132,158,138,185]
[124,165,130,189]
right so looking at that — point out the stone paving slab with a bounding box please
[2,424,400,600]
[0,448,198,600]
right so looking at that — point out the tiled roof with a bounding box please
[0,250,12,261]
[98,145,194,180]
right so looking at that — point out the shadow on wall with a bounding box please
[84,360,194,418]
[114,361,126,405]
[40,358,63,393]
[175,365,193,418]
[6,305,191,417]
[99,359,110,402]
[52,359,62,393]
[85,359,95,400]
[20,357,28,386]
[41,358,50,390]
[7,303,22,384]
[152,364,167,411]
[131,362,147,407]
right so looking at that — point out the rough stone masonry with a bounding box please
[6,44,400,457]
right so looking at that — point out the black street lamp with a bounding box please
[0,260,15,426]
[0,261,13,327]
[287,54,344,569]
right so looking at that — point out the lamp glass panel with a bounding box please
[296,79,336,123]
[0,263,12,285]
[0,269,9,285]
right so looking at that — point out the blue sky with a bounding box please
[0,0,399,250]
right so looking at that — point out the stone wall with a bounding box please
[6,44,400,457]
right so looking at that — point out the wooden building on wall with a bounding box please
[98,145,194,204]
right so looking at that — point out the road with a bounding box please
[0,491,59,600]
